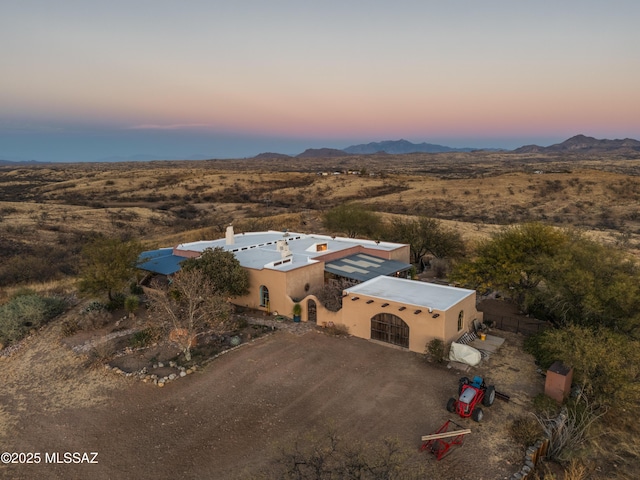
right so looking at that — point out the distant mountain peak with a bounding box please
[514,134,640,154]
[343,139,476,155]
[296,148,349,158]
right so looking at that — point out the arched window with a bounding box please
[458,310,464,331]
[259,286,269,308]
[371,313,409,348]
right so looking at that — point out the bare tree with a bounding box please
[267,427,427,479]
[533,393,606,461]
[147,269,234,361]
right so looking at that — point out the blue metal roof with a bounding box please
[324,253,411,282]
[137,248,185,275]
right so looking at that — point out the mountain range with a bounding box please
[2,135,638,165]
[343,139,476,154]
[514,134,640,154]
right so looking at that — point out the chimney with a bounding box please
[225,225,235,245]
[276,239,292,259]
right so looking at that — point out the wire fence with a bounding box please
[483,312,550,336]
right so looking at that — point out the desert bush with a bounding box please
[82,300,107,313]
[312,278,353,312]
[532,393,562,416]
[0,294,66,345]
[534,394,605,461]
[508,415,544,447]
[424,338,447,363]
[129,328,154,348]
[267,427,425,479]
[106,292,126,311]
[323,323,349,336]
[85,340,116,368]
[78,309,111,331]
[124,295,140,315]
[60,319,79,337]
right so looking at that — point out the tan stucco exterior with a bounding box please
[144,231,478,354]
[337,285,482,354]
[234,261,325,317]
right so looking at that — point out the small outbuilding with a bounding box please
[340,276,482,353]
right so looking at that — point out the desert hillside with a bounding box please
[1,151,639,295]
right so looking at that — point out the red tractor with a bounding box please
[446,376,495,422]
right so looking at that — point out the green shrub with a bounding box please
[124,295,140,314]
[106,292,126,311]
[130,282,144,295]
[533,393,561,416]
[425,338,446,363]
[83,300,107,313]
[129,328,153,348]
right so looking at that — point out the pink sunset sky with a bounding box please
[1,1,639,161]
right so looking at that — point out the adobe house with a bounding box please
[139,227,482,353]
[139,227,411,311]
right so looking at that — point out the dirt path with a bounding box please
[0,325,540,480]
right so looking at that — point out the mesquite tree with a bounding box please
[147,269,234,361]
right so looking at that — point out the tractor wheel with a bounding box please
[458,377,470,396]
[472,407,484,422]
[483,386,496,407]
[446,398,456,413]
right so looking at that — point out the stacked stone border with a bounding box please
[104,331,276,387]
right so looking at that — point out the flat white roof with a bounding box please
[175,231,406,272]
[344,276,475,311]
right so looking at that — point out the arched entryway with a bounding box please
[370,313,409,348]
[307,299,317,323]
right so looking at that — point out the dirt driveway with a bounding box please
[1,326,541,480]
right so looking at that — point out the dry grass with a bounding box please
[0,312,125,439]
[2,154,639,291]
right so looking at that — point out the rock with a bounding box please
[168,374,177,381]
[169,361,176,368]
[157,381,165,388]
[158,362,164,368]
[186,369,193,375]
[179,371,187,377]
[152,364,158,369]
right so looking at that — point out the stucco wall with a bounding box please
[442,293,483,344]
[284,262,325,301]
[232,262,325,317]
[312,244,410,264]
[337,289,482,354]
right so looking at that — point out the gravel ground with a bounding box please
[0,317,542,480]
